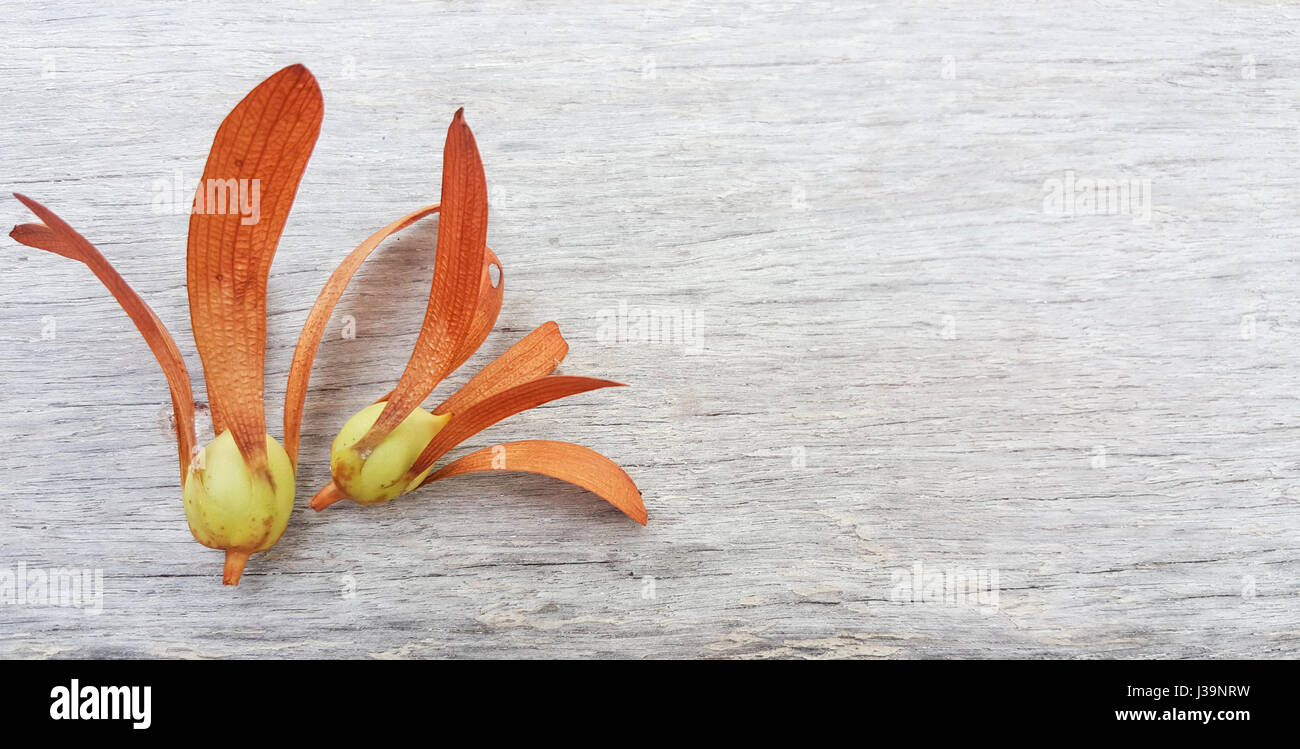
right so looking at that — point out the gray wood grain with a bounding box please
[1,0,1298,659]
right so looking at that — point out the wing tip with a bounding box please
[12,192,37,213]
[269,63,323,112]
[278,63,318,88]
[10,223,41,245]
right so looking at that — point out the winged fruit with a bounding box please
[287,111,647,525]
[9,65,323,584]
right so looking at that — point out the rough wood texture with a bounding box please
[1,1,1298,659]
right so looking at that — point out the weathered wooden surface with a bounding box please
[1,1,1298,659]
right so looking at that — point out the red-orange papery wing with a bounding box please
[188,63,322,471]
[405,375,624,482]
[358,109,488,452]
[434,320,568,416]
[425,440,647,524]
[10,194,197,481]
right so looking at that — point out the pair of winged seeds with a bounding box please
[10,64,646,585]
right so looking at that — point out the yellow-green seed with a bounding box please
[182,431,295,553]
[330,401,450,505]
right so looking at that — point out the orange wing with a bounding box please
[187,64,323,471]
[426,440,646,524]
[11,194,197,481]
